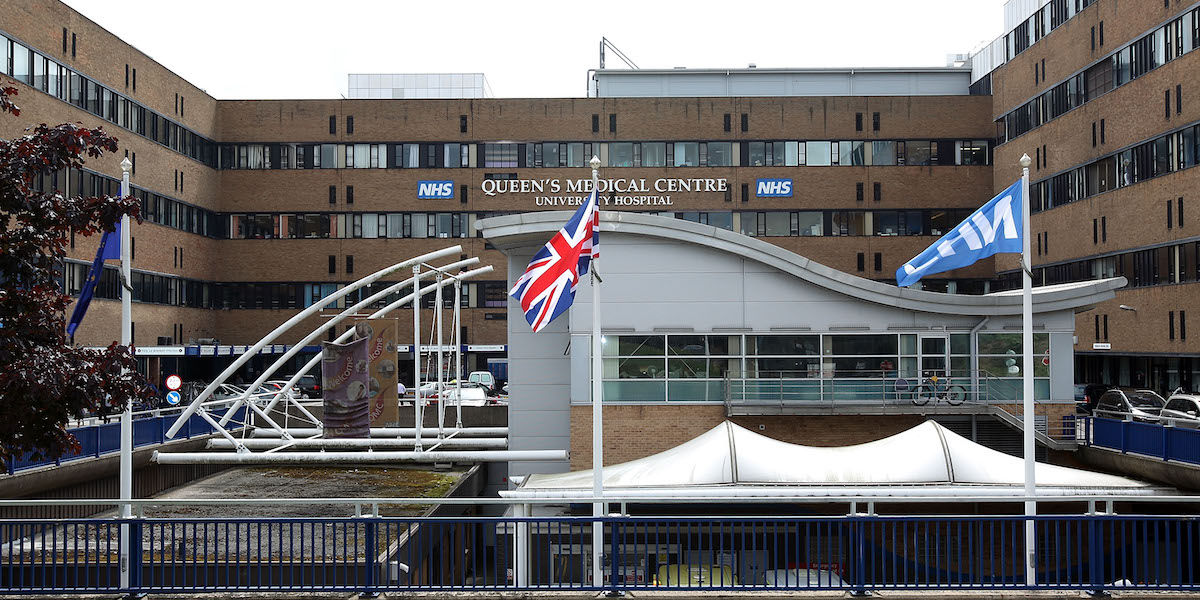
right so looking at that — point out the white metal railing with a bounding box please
[721,369,1041,409]
[0,493,1195,517]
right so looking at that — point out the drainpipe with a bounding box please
[970,316,990,403]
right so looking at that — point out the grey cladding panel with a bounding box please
[741,271,848,303]
[508,460,572,479]
[852,75,917,95]
[508,409,571,436]
[603,301,747,332]
[591,273,747,304]
[730,77,788,96]
[789,74,851,95]
[667,79,728,96]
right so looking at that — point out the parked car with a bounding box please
[760,568,846,588]
[1093,388,1165,422]
[653,564,739,587]
[432,385,489,406]
[211,383,249,401]
[264,380,304,400]
[418,381,447,396]
[1160,393,1200,429]
[468,371,499,396]
[295,374,321,398]
[1074,383,1112,414]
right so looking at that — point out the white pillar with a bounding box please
[1020,153,1037,587]
[588,155,604,590]
[412,265,423,451]
[454,278,464,429]
[435,272,445,437]
[118,157,133,590]
[514,503,530,587]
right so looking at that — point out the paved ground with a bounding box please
[144,465,463,518]
[4,465,464,561]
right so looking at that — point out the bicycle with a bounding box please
[905,373,966,406]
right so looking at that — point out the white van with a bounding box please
[468,371,496,393]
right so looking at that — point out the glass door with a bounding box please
[919,335,949,380]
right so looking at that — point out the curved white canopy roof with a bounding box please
[505,421,1165,498]
[477,211,1124,316]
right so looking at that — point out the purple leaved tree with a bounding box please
[0,83,150,464]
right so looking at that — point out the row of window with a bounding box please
[219,139,993,170]
[224,209,976,241]
[1,33,218,166]
[599,333,1049,403]
[1005,0,1098,60]
[998,7,1200,145]
[31,167,224,239]
[1030,121,1200,213]
[61,260,511,312]
[231,212,478,240]
[997,240,1200,291]
[5,22,994,174]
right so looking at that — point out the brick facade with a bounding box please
[4,0,1188,459]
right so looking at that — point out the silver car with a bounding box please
[1161,394,1200,429]
[1093,389,1165,422]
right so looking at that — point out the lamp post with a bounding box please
[118,156,133,590]
[1019,152,1036,587]
[588,154,604,589]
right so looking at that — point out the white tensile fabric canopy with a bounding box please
[504,421,1166,498]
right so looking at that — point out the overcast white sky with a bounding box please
[62,0,1008,99]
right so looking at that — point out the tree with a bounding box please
[0,83,149,464]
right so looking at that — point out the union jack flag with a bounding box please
[509,191,600,332]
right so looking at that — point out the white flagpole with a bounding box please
[588,155,604,588]
[118,157,133,590]
[1019,153,1036,587]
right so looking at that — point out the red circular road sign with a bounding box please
[165,374,182,391]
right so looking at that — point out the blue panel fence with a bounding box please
[1083,416,1200,465]
[0,514,1196,594]
[4,407,248,475]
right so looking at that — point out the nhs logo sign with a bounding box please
[755,178,793,197]
[417,181,455,199]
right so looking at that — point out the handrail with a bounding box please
[985,405,1076,451]
[4,406,247,475]
[723,369,995,410]
[0,493,1193,509]
[1082,414,1200,465]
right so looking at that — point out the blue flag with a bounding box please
[896,180,1023,288]
[66,222,120,337]
[100,220,121,260]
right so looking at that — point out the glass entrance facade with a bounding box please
[600,332,1050,403]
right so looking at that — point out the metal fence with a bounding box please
[1082,416,1200,465]
[723,369,1054,409]
[1,499,1198,594]
[4,406,247,475]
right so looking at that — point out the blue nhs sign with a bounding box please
[417,181,455,199]
[755,178,793,197]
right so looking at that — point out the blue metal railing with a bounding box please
[1083,416,1200,465]
[4,407,248,476]
[0,513,1197,594]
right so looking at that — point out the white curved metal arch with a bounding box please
[165,246,462,439]
[477,211,1124,316]
[221,257,481,429]
[156,261,499,462]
